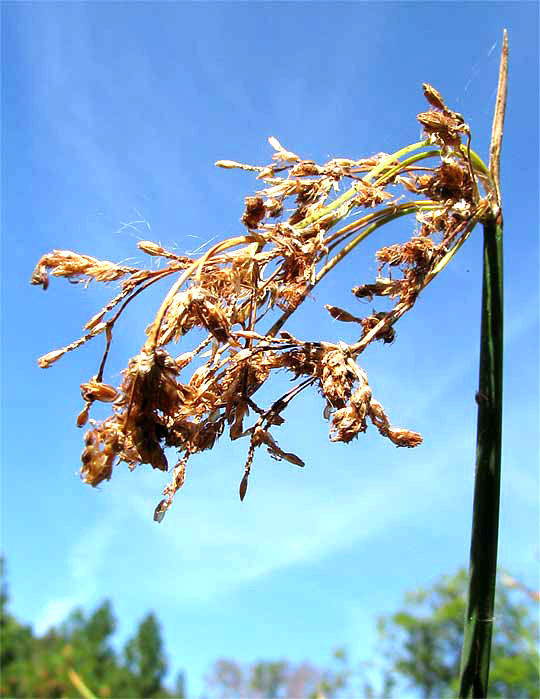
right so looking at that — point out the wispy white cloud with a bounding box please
[34,512,121,634]
[99,433,470,608]
[35,597,80,636]
[98,305,538,608]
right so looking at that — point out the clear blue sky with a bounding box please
[2,2,538,696]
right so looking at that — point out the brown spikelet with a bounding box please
[325,305,363,324]
[38,349,66,368]
[77,403,91,428]
[153,499,169,523]
[80,378,118,403]
[239,472,249,501]
[422,83,447,111]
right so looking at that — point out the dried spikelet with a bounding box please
[192,294,232,344]
[117,348,181,472]
[422,83,447,111]
[215,160,262,172]
[328,363,372,443]
[138,240,168,256]
[268,136,300,163]
[153,454,190,522]
[352,278,403,301]
[31,250,135,287]
[84,310,107,331]
[80,377,118,403]
[38,349,66,368]
[282,346,321,379]
[320,349,356,408]
[368,399,423,447]
[138,240,194,265]
[418,161,474,204]
[80,418,121,487]
[360,312,395,344]
[289,162,321,177]
[417,110,465,150]
[387,427,423,448]
[77,403,91,428]
[353,181,394,206]
[325,305,363,324]
[242,196,266,229]
[252,425,305,467]
[376,236,436,273]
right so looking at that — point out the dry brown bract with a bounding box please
[32,85,490,520]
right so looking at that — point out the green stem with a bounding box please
[373,149,441,184]
[317,204,425,282]
[458,211,504,698]
[296,140,429,230]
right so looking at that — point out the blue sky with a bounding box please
[1,1,539,695]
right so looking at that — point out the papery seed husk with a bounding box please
[85,310,106,331]
[77,403,90,428]
[388,428,423,447]
[30,265,49,289]
[80,379,118,403]
[90,322,107,336]
[38,349,66,368]
[138,240,165,256]
[279,450,305,467]
[325,305,362,324]
[422,83,446,111]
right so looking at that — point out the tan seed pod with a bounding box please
[422,83,446,111]
[80,378,118,403]
[138,240,166,256]
[38,349,66,368]
[77,403,91,428]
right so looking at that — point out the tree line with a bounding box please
[1,560,538,698]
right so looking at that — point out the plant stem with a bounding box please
[458,30,507,698]
[458,212,504,698]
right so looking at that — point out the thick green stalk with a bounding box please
[458,211,504,698]
[459,30,507,698]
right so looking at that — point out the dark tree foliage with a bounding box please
[0,559,35,698]
[124,613,168,698]
[0,558,181,698]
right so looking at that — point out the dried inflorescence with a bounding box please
[32,85,495,520]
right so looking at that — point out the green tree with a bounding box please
[124,612,168,698]
[58,600,119,696]
[372,569,539,698]
[0,558,35,698]
[1,560,181,698]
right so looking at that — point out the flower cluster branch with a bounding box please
[32,84,495,521]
